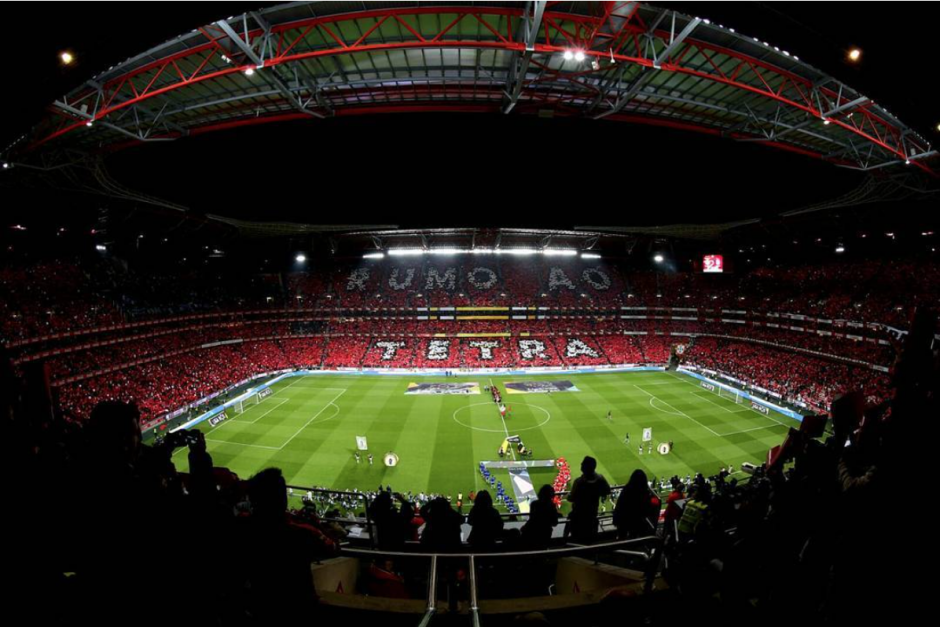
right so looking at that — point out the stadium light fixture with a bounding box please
[85,120,94,127]
[542,249,578,257]
[823,119,831,125]
[388,248,425,257]
[847,47,862,62]
[363,252,385,259]
[574,50,586,62]
[581,253,602,259]
[295,253,307,263]
[653,254,665,263]
[1,162,9,170]
[835,245,846,254]
[244,66,256,76]
[563,50,574,61]
[60,51,75,65]
[428,248,463,256]
[95,244,107,252]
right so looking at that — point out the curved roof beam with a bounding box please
[8,1,935,177]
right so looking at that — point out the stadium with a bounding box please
[1,2,937,626]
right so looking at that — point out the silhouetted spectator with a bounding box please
[613,469,660,539]
[420,497,464,552]
[467,490,504,551]
[566,456,611,544]
[72,401,205,624]
[521,485,560,548]
[240,468,335,622]
[370,491,413,550]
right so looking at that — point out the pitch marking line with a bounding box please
[452,402,551,434]
[667,371,791,428]
[718,424,786,436]
[626,381,677,385]
[278,389,347,450]
[203,388,346,451]
[214,382,347,431]
[488,379,516,460]
[237,397,291,424]
[213,376,313,429]
[263,375,306,396]
[646,396,685,417]
[203,403,343,451]
[203,439,281,450]
[691,391,752,414]
[633,384,721,437]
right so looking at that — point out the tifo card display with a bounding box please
[504,380,579,394]
[405,382,481,395]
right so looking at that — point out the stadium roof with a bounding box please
[6,1,937,177]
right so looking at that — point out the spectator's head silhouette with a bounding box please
[690,481,712,503]
[248,467,288,520]
[625,468,648,493]
[372,490,392,511]
[87,400,141,465]
[473,490,493,510]
[580,455,598,478]
[537,484,555,501]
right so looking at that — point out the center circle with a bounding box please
[452,402,551,433]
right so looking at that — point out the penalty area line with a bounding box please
[633,384,721,437]
[278,389,347,450]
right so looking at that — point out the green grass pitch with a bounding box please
[172,371,797,505]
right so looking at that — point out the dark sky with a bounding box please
[1,2,936,229]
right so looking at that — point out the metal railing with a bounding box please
[286,483,691,550]
[339,535,663,627]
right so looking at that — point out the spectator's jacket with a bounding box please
[677,499,709,536]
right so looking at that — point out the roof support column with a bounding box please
[503,1,546,114]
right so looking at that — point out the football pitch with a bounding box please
[172,371,797,505]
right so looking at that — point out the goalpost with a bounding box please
[698,376,745,404]
[233,387,274,414]
[717,386,743,404]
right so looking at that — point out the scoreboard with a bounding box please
[702,255,724,273]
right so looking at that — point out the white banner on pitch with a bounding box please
[642,428,653,442]
[356,436,369,451]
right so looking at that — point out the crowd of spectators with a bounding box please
[320,336,371,369]
[3,254,928,426]
[46,326,898,421]
[0,258,124,342]
[58,339,327,421]
[5,256,936,348]
[682,337,890,411]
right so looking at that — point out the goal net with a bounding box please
[234,387,273,414]
[717,386,743,404]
